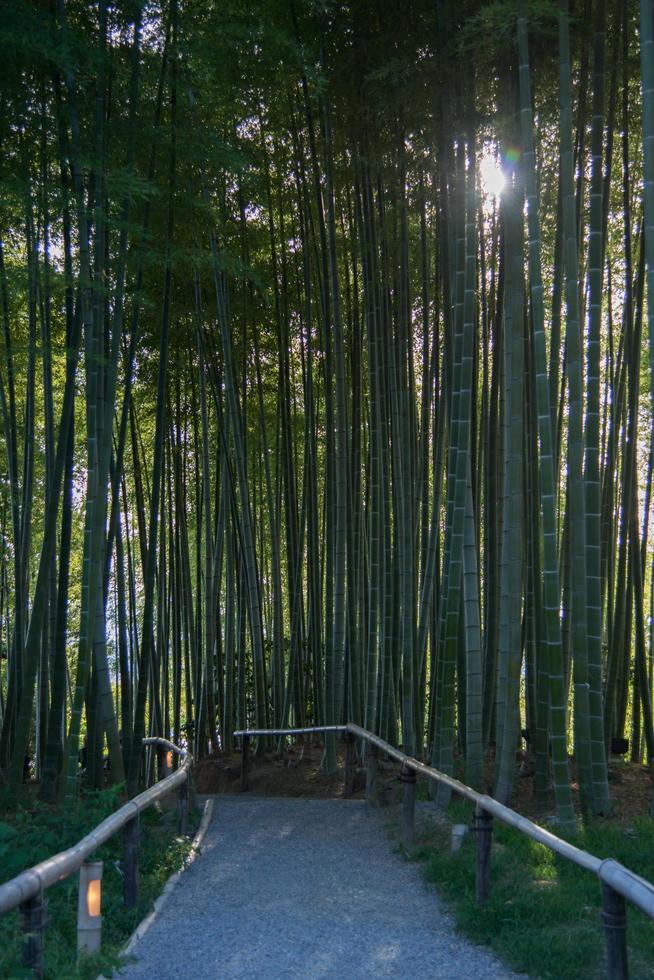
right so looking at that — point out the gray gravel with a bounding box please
[118,796,522,980]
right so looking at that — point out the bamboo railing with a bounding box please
[234,723,654,980]
[0,737,192,977]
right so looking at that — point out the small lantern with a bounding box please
[451,823,468,853]
[165,750,173,772]
[77,860,103,956]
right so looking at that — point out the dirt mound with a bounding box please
[193,742,369,798]
[193,739,652,824]
[193,742,399,799]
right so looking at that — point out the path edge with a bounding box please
[121,796,215,957]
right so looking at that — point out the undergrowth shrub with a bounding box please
[0,786,196,979]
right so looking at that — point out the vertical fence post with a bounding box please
[144,742,153,788]
[473,804,493,903]
[343,731,355,798]
[400,765,416,848]
[240,735,250,792]
[366,744,379,804]
[601,882,628,980]
[122,815,140,909]
[178,776,189,835]
[20,889,46,978]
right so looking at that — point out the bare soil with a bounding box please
[510,755,653,823]
[194,742,367,798]
[193,739,653,824]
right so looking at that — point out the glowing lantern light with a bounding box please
[87,877,101,918]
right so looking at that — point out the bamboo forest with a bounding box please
[1,0,654,838]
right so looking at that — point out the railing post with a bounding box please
[400,764,416,848]
[343,730,355,798]
[178,776,189,835]
[20,888,46,978]
[601,882,628,980]
[122,815,140,909]
[240,735,250,792]
[366,744,379,804]
[473,804,493,903]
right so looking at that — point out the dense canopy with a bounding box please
[0,0,653,828]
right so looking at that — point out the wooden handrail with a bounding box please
[143,735,188,758]
[0,737,191,915]
[0,737,193,976]
[235,722,654,978]
[347,723,607,872]
[233,726,347,738]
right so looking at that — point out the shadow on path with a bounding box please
[118,796,521,980]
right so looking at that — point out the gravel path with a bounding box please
[118,796,521,980]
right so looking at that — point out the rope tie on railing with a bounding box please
[601,906,627,931]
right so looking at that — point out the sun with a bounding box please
[479,153,505,199]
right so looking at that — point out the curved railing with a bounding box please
[234,723,654,980]
[0,737,192,977]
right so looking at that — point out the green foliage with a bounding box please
[413,804,654,979]
[0,789,197,979]
[0,0,653,848]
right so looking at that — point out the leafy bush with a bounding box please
[0,788,196,979]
